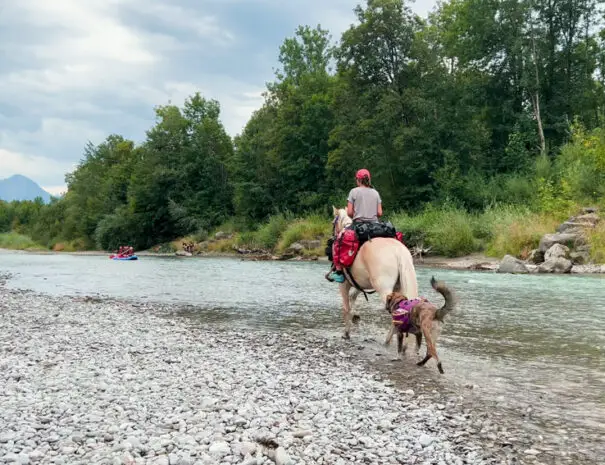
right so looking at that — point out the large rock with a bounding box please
[544,243,570,261]
[497,255,529,274]
[557,213,599,233]
[537,257,573,274]
[286,242,305,254]
[557,222,584,234]
[574,213,600,226]
[298,239,322,250]
[538,233,582,252]
[527,249,545,264]
[571,264,605,274]
[214,231,233,240]
[570,250,590,265]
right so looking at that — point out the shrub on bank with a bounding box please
[4,202,596,262]
[587,223,605,263]
[485,213,560,259]
[0,232,44,250]
[390,205,480,257]
[276,214,331,253]
[172,203,572,260]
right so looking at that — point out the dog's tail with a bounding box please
[430,276,457,321]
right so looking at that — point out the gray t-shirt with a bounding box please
[347,187,382,222]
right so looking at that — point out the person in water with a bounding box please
[329,168,383,283]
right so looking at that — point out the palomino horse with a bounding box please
[332,207,419,339]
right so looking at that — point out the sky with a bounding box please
[0,0,437,196]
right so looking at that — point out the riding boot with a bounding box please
[328,269,345,283]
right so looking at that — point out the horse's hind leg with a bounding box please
[350,289,361,324]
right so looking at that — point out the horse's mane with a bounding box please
[336,208,352,231]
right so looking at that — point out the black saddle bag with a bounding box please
[325,236,335,262]
[353,221,397,245]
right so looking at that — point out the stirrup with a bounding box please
[328,271,345,283]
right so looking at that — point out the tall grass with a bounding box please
[204,213,331,253]
[253,213,292,249]
[483,205,560,258]
[587,223,605,263]
[276,213,331,253]
[170,203,583,260]
[0,232,44,250]
[391,205,480,257]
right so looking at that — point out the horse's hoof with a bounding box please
[437,362,444,374]
[352,315,360,324]
[342,333,351,340]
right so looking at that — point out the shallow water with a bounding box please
[2,251,604,460]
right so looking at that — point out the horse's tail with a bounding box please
[397,244,419,299]
[431,276,457,321]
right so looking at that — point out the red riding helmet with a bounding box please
[356,168,371,180]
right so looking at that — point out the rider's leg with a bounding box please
[328,265,345,283]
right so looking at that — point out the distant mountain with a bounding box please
[0,175,52,203]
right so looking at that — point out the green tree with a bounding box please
[232,25,337,220]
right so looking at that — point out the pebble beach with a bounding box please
[0,278,591,465]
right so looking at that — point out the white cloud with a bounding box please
[0,119,106,160]
[134,1,235,44]
[42,185,68,197]
[0,0,437,193]
[0,149,75,186]
[0,0,239,191]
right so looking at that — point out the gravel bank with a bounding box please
[1,284,517,465]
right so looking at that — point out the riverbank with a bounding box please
[3,203,605,273]
[5,246,602,274]
[0,284,519,465]
[2,265,604,464]
[0,247,504,273]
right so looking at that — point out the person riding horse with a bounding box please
[329,168,383,283]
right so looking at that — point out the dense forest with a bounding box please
[2,0,605,258]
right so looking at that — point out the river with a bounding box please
[1,250,604,462]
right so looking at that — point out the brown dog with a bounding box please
[384,276,457,374]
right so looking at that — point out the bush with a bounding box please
[94,207,144,251]
[253,213,292,249]
[556,123,605,202]
[392,204,480,257]
[484,206,560,258]
[0,232,44,250]
[276,213,331,253]
[587,223,605,263]
[207,238,237,253]
[191,228,209,242]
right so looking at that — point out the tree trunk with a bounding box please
[529,5,547,156]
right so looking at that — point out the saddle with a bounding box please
[327,220,403,267]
